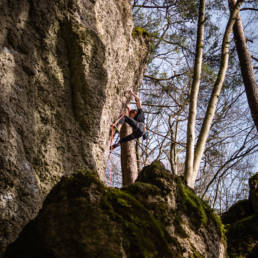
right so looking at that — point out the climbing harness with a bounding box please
[108,114,125,186]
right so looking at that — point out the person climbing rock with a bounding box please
[111,90,145,150]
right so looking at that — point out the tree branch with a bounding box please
[240,7,258,11]
[144,72,186,81]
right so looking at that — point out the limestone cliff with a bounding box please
[0,0,149,251]
[4,161,226,258]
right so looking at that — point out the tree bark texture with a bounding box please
[190,0,244,189]
[185,0,206,187]
[120,123,138,186]
[136,138,142,172]
[229,0,258,131]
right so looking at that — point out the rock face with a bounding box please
[249,173,258,215]
[222,173,258,257]
[0,0,149,251]
[4,161,226,258]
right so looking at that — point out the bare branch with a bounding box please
[146,127,186,148]
[240,7,258,12]
[144,72,186,81]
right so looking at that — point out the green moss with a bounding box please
[137,161,175,195]
[247,245,258,258]
[5,161,226,258]
[227,215,257,239]
[101,188,175,257]
[209,211,225,239]
[43,168,105,207]
[132,27,150,39]
[125,181,174,228]
[176,177,207,228]
[222,199,252,225]
[176,177,224,239]
[226,215,258,257]
[189,245,204,258]
[124,182,162,198]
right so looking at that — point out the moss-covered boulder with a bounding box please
[222,173,258,258]
[226,215,258,257]
[249,173,258,215]
[4,161,225,258]
[221,199,252,225]
[131,161,225,257]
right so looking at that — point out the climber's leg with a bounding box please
[119,116,138,130]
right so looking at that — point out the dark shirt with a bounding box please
[134,109,145,123]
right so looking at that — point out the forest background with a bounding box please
[106,0,258,213]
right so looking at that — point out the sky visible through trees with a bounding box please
[106,0,258,212]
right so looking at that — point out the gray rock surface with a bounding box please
[0,0,148,251]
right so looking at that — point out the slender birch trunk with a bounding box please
[190,0,244,188]
[185,0,206,186]
[229,0,258,131]
[120,123,138,186]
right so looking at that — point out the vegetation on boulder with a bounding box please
[222,173,258,257]
[226,215,258,257]
[176,177,224,238]
[4,161,225,258]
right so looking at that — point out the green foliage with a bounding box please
[132,27,150,39]
[176,0,198,20]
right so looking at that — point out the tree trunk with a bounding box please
[169,116,178,175]
[190,0,244,189]
[136,138,141,172]
[185,0,206,186]
[120,123,138,186]
[229,0,258,131]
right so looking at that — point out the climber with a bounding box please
[110,89,145,150]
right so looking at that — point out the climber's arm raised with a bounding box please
[130,90,142,109]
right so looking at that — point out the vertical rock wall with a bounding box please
[0,0,148,250]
